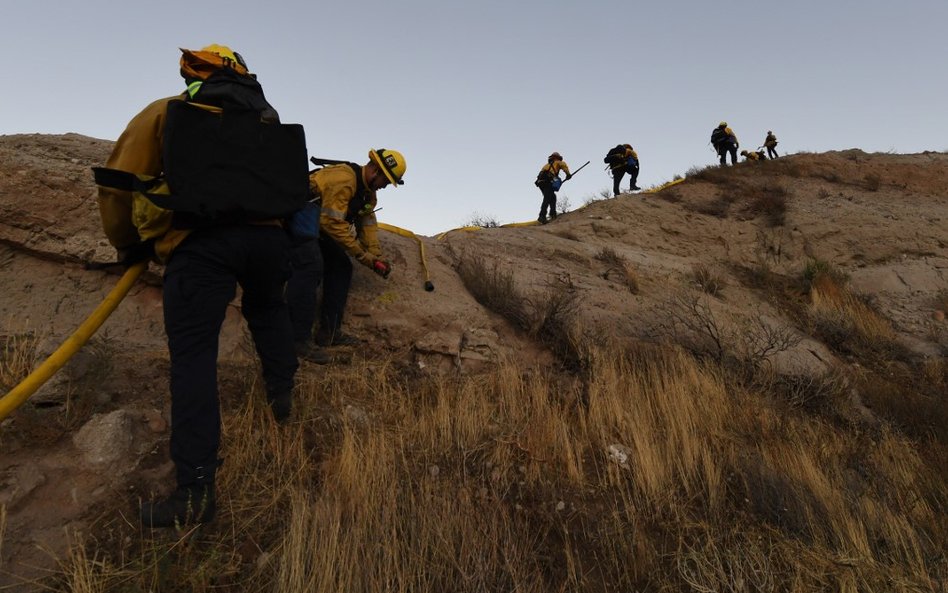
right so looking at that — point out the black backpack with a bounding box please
[604,144,625,165]
[710,127,727,146]
[94,68,310,223]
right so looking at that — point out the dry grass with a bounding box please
[457,258,583,367]
[0,331,39,393]
[691,263,727,296]
[49,343,947,591]
[596,248,639,294]
[807,271,896,355]
[651,292,801,368]
[744,182,789,226]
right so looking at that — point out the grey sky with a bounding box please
[3,0,946,235]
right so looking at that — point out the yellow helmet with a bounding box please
[200,44,248,70]
[368,149,406,187]
[719,121,728,127]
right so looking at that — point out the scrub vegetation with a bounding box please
[46,339,947,592]
[26,255,946,592]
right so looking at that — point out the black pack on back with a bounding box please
[93,68,310,224]
[604,144,625,164]
[151,100,309,220]
[710,128,727,146]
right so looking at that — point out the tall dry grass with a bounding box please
[807,268,896,354]
[53,345,946,591]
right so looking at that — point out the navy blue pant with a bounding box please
[612,165,639,195]
[538,181,557,219]
[317,236,353,336]
[163,225,297,487]
[285,239,324,343]
[719,144,737,165]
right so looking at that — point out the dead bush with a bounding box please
[658,188,682,203]
[457,258,530,329]
[686,164,732,185]
[595,247,625,268]
[744,183,789,226]
[597,248,639,294]
[463,213,500,228]
[457,258,583,368]
[651,292,801,368]
[765,158,804,177]
[526,276,584,367]
[767,371,851,415]
[691,191,733,218]
[691,264,726,297]
[863,173,882,191]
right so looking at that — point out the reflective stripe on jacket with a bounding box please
[314,164,381,261]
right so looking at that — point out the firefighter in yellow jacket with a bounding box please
[314,149,405,346]
[94,45,303,528]
[535,152,571,224]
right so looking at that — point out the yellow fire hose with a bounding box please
[0,261,147,422]
[377,223,435,291]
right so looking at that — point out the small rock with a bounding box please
[73,410,133,467]
[428,465,440,478]
[143,409,167,433]
[933,310,945,322]
[556,501,566,511]
[607,443,632,467]
[344,404,369,427]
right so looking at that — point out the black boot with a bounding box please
[140,484,216,528]
[295,341,331,365]
[267,391,293,423]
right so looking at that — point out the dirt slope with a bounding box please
[0,134,946,587]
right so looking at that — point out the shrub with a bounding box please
[691,264,726,297]
[595,247,625,268]
[464,213,500,228]
[597,248,639,294]
[745,183,789,227]
[864,174,882,191]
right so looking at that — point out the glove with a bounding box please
[372,259,392,279]
[357,252,375,268]
[565,173,572,180]
[117,239,155,266]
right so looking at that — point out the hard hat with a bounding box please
[740,150,748,155]
[200,44,248,70]
[548,152,563,161]
[768,130,773,134]
[623,144,632,149]
[719,121,728,127]
[368,149,406,186]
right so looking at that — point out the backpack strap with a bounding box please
[92,167,165,198]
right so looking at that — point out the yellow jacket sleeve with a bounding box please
[317,165,374,265]
[98,96,178,250]
[554,161,571,176]
[358,192,382,257]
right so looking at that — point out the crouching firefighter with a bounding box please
[313,149,405,347]
[93,45,310,528]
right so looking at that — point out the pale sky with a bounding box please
[2,0,946,236]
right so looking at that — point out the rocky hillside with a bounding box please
[1,134,946,590]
